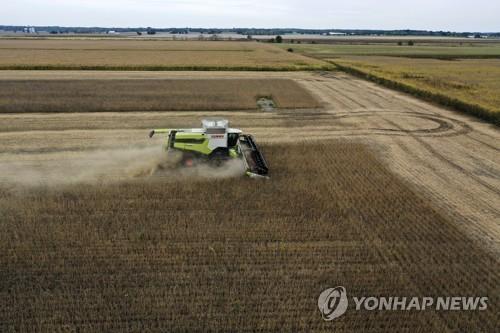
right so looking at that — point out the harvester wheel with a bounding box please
[210,149,229,167]
[181,153,197,168]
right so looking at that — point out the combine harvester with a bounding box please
[149,119,269,178]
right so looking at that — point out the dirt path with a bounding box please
[0,71,498,255]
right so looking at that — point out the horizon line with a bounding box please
[1,25,499,34]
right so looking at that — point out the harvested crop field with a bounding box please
[0,71,499,332]
[280,42,500,59]
[0,79,320,113]
[0,40,328,70]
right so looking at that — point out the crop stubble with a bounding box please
[1,142,498,332]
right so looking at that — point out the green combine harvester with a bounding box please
[149,119,269,178]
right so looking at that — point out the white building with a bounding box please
[23,27,36,34]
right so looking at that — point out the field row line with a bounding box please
[0,65,336,72]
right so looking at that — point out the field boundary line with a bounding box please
[306,53,500,60]
[0,64,336,72]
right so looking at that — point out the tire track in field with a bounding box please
[465,133,500,152]
[334,75,500,202]
[378,115,500,250]
[349,79,500,194]
[349,79,500,182]
[329,73,499,149]
[311,76,470,138]
[305,74,500,255]
[352,107,486,248]
[301,79,469,138]
[328,75,498,187]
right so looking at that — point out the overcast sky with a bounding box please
[2,0,499,32]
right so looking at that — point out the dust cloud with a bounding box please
[0,146,247,188]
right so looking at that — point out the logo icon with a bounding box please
[318,286,348,321]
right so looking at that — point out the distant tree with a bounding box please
[50,30,58,35]
[408,40,414,46]
[397,41,403,46]
[146,27,156,35]
[275,35,283,43]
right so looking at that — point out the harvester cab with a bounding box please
[149,119,269,178]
